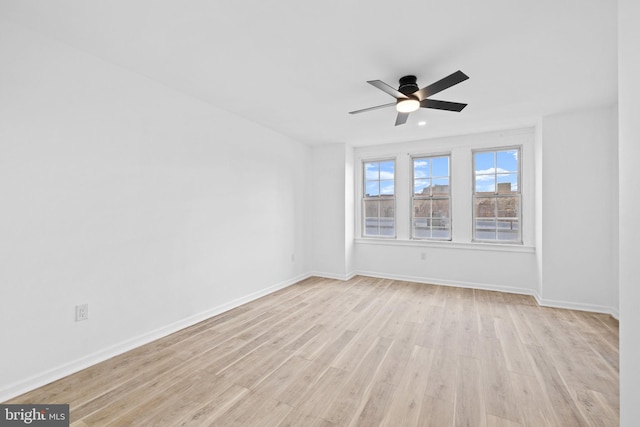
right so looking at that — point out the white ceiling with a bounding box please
[0,0,618,146]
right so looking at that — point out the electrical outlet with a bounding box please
[76,304,89,321]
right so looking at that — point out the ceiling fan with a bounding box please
[349,70,469,126]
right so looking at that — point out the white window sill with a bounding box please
[354,238,535,253]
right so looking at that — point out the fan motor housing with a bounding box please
[398,75,419,96]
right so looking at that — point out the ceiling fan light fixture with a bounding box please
[396,98,420,113]
[349,71,469,126]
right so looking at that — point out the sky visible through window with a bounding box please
[365,161,394,196]
[474,149,518,193]
[414,157,449,194]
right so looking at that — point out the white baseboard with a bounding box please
[537,297,619,319]
[0,272,311,403]
[354,270,539,298]
[311,271,356,281]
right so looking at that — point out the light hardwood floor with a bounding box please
[6,276,619,426]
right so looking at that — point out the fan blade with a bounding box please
[414,70,469,101]
[349,102,396,115]
[367,80,409,99]
[420,99,467,112]
[395,112,409,126]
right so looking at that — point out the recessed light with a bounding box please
[418,121,427,126]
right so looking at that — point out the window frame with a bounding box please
[472,146,523,244]
[410,153,452,241]
[361,158,397,239]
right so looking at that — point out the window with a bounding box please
[473,148,521,242]
[412,155,451,240]
[363,159,395,237]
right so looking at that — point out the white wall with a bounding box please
[344,146,355,274]
[310,144,354,279]
[619,0,640,424]
[0,20,311,400]
[356,242,538,293]
[534,123,544,298]
[540,106,618,315]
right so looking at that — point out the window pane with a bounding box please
[379,199,395,236]
[497,194,519,241]
[473,148,521,243]
[497,174,518,193]
[380,181,395,195]
[413,218,431,239]
[497,196,519,218]
[365,181,379,196]
[432,223,450,239]
[380,161,394,179]
[432,199,450,239]
[364,199,379,217]
[475,218,497,240]
[432,198,449,218]
[379,219,394,236]
[365,162,379,180]
[475,196,497,240]
[475,196,520,242]
[380,199,394,218]
[413,199,450,239]
[414,178,430,195]
[432,177,449,194]
[475,151,494,173]
[363,199,379,236]
[365,218,380,236]
[475,197,496,219]
[413,158,429,178]
[413,199,431,218]
[412,154,450,240]
[497,221,519,241]
[363,159,395,237]
[475,176,495,194]
[432,157,449,177]
[497,150,518,172]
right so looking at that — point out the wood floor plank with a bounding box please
[252,355,315,400]
[277,409,335,427]
[209,391,292,427]
[525,344,589,427]
[487,414,523,427]
[4,275,619,426]
[270,358,327,407]
[424,346,458,403]
[176,384,248,426]
[478,337,522,423]
[374,321,418,385]
[351,380,396,427]
[495,317,534,376]
[381,345,434,427]
[506,305,541,347]
[294,367,350,419]
[454,356,487,427]
[571,387,619,426]
[418,395,454,427]
[417,304,445,348]
[321,337,393,425]
[508,371,557,427]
